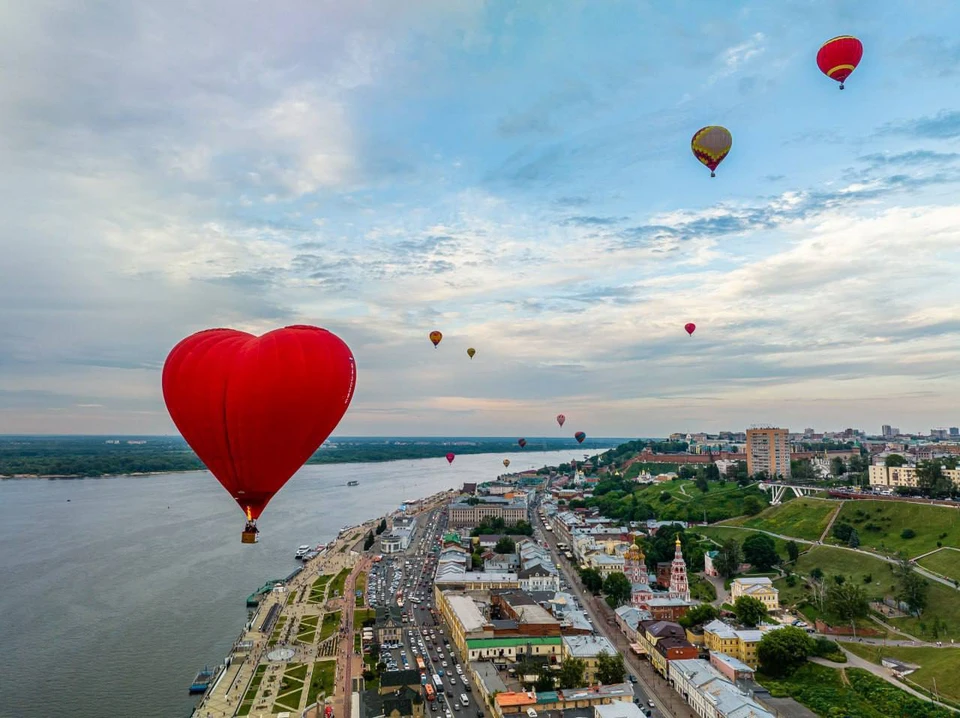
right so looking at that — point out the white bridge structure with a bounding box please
[758,482,820,505]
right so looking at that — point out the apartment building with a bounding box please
[745,428,791,478]
[729,577,779,611]
[868,464,960,489]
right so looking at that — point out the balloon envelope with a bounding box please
[557,414,566,427]
[446,452,455,464]
[685,323,696,336]
[518,438,527,448]
[503,459,510,468]
[162,325,356,521]
[691,126,732,176]
[429,331,443,347]
[575,431,586,444]
[816,35,863,88]
[467,347,476,359]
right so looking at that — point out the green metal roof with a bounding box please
[466,637,562,649]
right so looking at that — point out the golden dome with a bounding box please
[625,545,641,560]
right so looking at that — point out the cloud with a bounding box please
[880,111,960,139]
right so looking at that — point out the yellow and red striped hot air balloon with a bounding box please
[429,331,442,348]
[691,126,732,178]
[816,35,863,90]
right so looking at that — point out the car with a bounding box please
[442,661,448,667]
[648,700,655,708]
[461,677,468,685]
[446,690,453,697]
[627,675,637,684]
[453,703,460,711]
[460,694,469,705]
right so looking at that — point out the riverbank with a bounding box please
[191,489,455,717]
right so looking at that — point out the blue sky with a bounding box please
[1,0,960,436]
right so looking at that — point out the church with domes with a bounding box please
[623,537,697,620]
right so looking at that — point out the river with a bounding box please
[0,449,595,718]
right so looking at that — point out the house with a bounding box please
[379,670,423,695]
[614,605,652,642]
[669,659,774,718]
[702,620,784,669]
[703,551,720,577]
[518,564,561,593]
[376,607,404,645]
[635,620,698,677]
[562,635,619,683]
[382,686,426,718]
[730,577,779,611]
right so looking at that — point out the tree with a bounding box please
[786,540,800,563]
[894,556,929,616]
[376,518,387,535]
[603,572,632,609]
[534,667,555,692]
[494,537,516,554]
[595,651,626,685]
[695,474,710,493]
[705,463,721,481]
[757,626,815,677]
[678,603,719,629]
[579,567,603,594]
[742,495,764,516]
[885,454,907,467]
[733,595,768,627]
[363,531,375,550]
[557,658,586,689]
[714,539,742,579]
[916,460,953,497]
[830,457,847,478]
[742,533,779,571]
[826,581,869,622]
[847,529,860,548]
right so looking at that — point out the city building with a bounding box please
[868,464,960,489]
[635,620,698,677]
[594,702,647,718]
[467,636,564,663]
[703,551,720,577]
[702,620,784,669]
[493,683,634,716]
[669,659,774,718]
[730,577,779,611]
[562,635,620,683]
[745,428,790,479]
[623,538,696,620]
[447,495,530,527]
[708,653,755,683]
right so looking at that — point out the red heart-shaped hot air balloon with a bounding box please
[162,325,356,540]
[446,452,456,464]
[685,323,696,336]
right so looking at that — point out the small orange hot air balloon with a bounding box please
[467,347,476,359]
[817,35,863,90]
[691,126,732,177]
[429,331,442,348]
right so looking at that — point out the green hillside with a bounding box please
[828,501,960,558]
[727,497,837,541]
[694,525,793,561]
[918,549,960,584]
[845,643,960,705]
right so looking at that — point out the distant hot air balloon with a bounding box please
[691,126,732,177]
[446,452,455,464]
[518,438,527,448]
[575,431,586,444]
[557,414,566,428]
[162,325,357,543]
[467,347,476,359]
[685,323,696,336]
[503,459,511,468]
[429,331,443,348]
[817,35,863,90]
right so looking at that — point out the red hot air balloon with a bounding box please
[446,452,455,464]
[518,438,527,448]
[162,325,356,543]
[816,35,863,90]
[575,431,586,444]
[685,323,696,336]
[429,331,443,348]
[556,414,566,427]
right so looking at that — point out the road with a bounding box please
[531,497,698,718]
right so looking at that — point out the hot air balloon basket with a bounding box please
[242,530,260,544]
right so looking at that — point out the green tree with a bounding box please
[742,533,779,571]
[733,595,768,627]
[579,567,603,594]
[826,581,869,622]
[757,626,815,677]
[534,667,555,692]
[678,603,719,629]
[603,572,632,608]
[916,460,953,497]
[363,531,375,550]
[786,540,800,563]
[695,474,710,493]
[714,539,742,579]
[557,658,587,689]
[494,537,516,554]
[894,555,929,616]
[830,457,847,477]
[847,529,860,548]
[376,518,387,535]
[742,495,763,516]
[705,463,721,481]
[595,651,626,685]
[884,454,906,467]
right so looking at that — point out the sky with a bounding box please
[2,0,960,437]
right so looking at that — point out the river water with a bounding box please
[0,449,592,718]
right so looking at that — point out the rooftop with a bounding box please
[445,594,488,633]
[563,634,617,657]
[594,703,647,718]
[467,636,562,649]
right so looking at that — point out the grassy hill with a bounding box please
[844,643,960,705]
[726,497,837,542]
[918,549,960,584]
[694,525,793,561]
[774,545,960,641]
[827,500,960,558]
